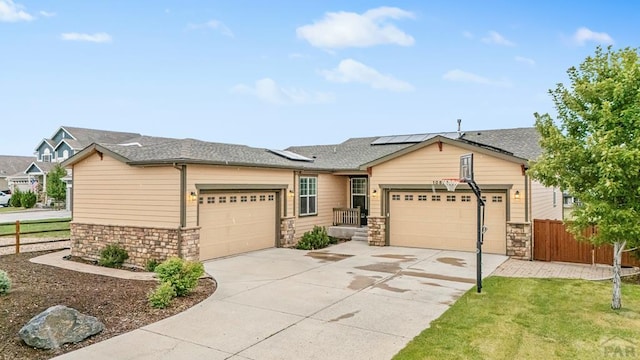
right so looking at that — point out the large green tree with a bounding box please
[46,164,67,209]
[530,46,640,310]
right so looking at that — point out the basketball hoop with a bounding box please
[433,178,462,192]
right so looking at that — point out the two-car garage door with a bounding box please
[199,191,277,260]
[389,191,506,254]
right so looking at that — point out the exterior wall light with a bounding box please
[288,189,295,198]
[189,191,197,202]
[514,190,520,200]
[372,189,378,198]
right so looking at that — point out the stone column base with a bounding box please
[280,217,296,247]
[507,222,532,260]
[367,216,386,246]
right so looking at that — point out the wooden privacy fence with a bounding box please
[333,207,361,227]
[533,219,640,267]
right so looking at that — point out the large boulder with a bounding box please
[18,305,104,349]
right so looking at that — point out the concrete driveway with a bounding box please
[54,242,507,360]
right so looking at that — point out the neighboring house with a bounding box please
[62,127,562,267]
[0,155,36,191]
[7,126,142,208]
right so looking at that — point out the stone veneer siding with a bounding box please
[506,222,532,260]
[71,223,200,268]
[280,217,296,247]
[367,216,386,246]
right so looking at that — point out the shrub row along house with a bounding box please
[61,126,562,267]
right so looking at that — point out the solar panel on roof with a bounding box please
[371,132,460,145]
[267,149,314,162]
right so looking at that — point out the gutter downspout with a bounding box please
[175,164,186,258]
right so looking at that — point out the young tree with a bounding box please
[46,164,67,209]
[530,46,640,310]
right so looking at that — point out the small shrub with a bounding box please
[145,259,160,272]
[296,226,332,250]
[9,188,22,207]
[0,270,11,295]
[98,244,129,268]
[155,257,204,297]
[20,191,37,209]
[148,282,176,308]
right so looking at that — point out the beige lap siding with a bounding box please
[72,153,181,228]
[369,142,527,223]
[530,180,563,220]
[294,173,348,240]
[185,165,295,228]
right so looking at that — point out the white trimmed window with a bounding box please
[299,176,317,216]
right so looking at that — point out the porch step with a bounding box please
[351,227,368,242]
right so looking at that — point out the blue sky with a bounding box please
[1,1,637,156]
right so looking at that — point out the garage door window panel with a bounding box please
[299,176,317,216]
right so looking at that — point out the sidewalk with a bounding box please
[492,258,638,280]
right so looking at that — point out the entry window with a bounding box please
[351,178,366,195]
[207,196,215,204]
[446,195,456,202]
[392,194,400,201]
[404,195,413,201]
[250,195,257,202]
[259,195,266,201]
[431,195,441,202]
[299,176,317,215]
[492,196,503,203]
[418,195,428,201]
[240,196,247,203]
[230,196,237,203]
[461,195,472,202]
[219,196,226,203]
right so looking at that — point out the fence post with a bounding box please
[15,220,20,254]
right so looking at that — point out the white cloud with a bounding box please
[188,20,234,37]
[231,78,334,105]
[443,69,511,87]
[573,27,613,46]
[321,59,414,92]
[0,0,34,22]
[481,31,515,46]
[39,10,55,17]
[515,56,535,66]
[60,32,112,43]
[296,6,415,49]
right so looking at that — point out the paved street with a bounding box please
[0,209,71,223]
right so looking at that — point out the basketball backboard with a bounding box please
[460,153,474,181]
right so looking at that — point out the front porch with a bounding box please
[328,207,368,241]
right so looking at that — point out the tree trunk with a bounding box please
[611,240,626,310]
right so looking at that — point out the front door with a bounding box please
[351,177,368,226]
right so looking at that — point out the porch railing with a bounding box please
[333,207,361,227]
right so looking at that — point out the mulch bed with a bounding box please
[0,251,216,360]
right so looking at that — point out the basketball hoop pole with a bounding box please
[465,179,485,293]
[460,153,484,294]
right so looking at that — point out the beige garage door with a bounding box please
[199,192,277,260]
[389,191,506,254]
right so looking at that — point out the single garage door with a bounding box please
[199,192,277,260]
[389,191,506,254]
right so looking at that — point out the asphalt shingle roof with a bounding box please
[78,127,541,170]
[460,127,540,160]
[61,126,141,148]
[0,156,37,178]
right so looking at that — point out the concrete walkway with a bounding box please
[493,258,639,280]
[52,242,508,360]
[30,249,157,281]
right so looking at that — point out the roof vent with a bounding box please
[118,142,142,147]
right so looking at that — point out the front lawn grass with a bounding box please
[394,277,640,360]
[0,218,71,238]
